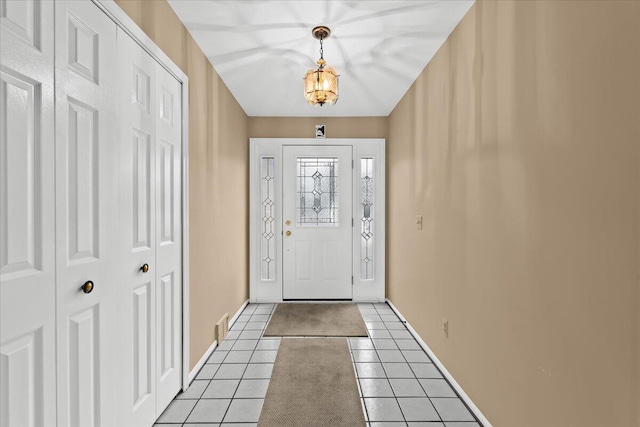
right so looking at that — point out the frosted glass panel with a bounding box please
[261,157,276,280]
[296,157,339,226]
[360,158,374,280]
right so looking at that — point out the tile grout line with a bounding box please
[380,301,480,426]
[380,301,483,426]
[377,302,448,425]
[379,304,442,424]
[160,303,479,426]
[348,337,371,424]
[371,303,415,424]
[366,302,458,424]
[221,304,275,423]
[358,304,400,423]
[217,306,263,424]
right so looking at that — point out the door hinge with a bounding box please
[351,276,354,285]
[352,159,354,169]
[352,218,354,227]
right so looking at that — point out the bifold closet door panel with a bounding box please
[154,63,183,412]
[54,2,120,426]
[115,26,159,427]
[116,29,183,422]
[0,1,57,426]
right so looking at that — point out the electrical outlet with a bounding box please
[416,215,423,230]
[442,318,449,338]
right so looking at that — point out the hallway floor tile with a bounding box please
[154,303,482,427]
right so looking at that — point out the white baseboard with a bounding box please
[386,298,493,427]
[187,339,217,384]
[187,299,249,385]
[230,299,249,328]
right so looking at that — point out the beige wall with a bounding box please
[248,117,387,139]
[388,1,640,426]
[115,0,249,370]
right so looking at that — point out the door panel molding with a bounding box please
[250,138,386,303]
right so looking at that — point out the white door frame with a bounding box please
[92,0,191,391]
[250,138,386,303]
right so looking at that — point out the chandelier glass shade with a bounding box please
[304,26,339,106]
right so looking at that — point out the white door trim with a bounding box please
[250,138,386,303]
[92,0,191,391]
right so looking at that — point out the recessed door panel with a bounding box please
[133,283,152,408]
[67,307,100,427]
[132,129,151,251]
[294,240,312,281]
[283,146,353,299]
[132,66,150,113]
[67,98,99,263]
[0,70,41,278]
[0,329,44,427]
[0,0,39,48]
[67,12,98,83]
[159,89,173,125]
[322,241,340,280]
[159,273,174,378]
[159,140,174,245]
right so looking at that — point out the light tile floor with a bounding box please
[155,303,482,427]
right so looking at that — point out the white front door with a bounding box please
[282,146,353,299]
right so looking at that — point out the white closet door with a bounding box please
[0,1,56,426]
[116,26,159,427]
[154,62,182,411]
[54,2,119,426]
[117,28,183,423]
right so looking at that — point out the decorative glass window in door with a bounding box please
[261,157,276,280]
[361,158,374,280]
[296,157,339,226]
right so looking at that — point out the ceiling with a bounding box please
[168,0,475,117]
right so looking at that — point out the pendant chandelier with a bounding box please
[304,26,339,106]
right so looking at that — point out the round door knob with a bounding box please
[81,281,94,294]
[285,231,292,236]
[141,263,149,273]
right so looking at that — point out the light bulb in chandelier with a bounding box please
[304,26,339,107]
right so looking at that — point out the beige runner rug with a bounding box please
[263,303,368,337]
[258,338,366,427]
